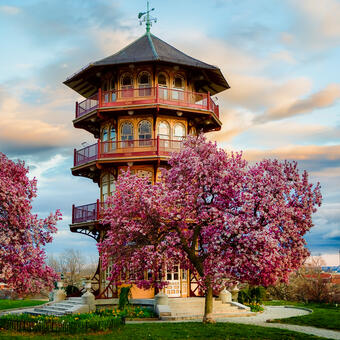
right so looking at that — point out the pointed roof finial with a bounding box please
[138,1,157,34]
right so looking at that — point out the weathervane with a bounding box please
[138,1,157,33]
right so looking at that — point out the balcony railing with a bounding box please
[72,200,104,224]
[73,137,183,167]
[75,86,219,119]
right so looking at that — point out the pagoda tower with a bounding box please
[65,10,229,299]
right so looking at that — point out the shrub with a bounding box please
[238,286,266,304]
[244,302,264,312]
[98,305,156,319]
[65,285,81,297]
[118,286,132,310]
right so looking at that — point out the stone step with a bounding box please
[31,309,66,316]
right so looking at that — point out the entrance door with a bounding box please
[165,265,181,297]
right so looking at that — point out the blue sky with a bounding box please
[0,0,339,265]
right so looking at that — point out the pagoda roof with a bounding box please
[64,33,229,97]
[94,33,217,69]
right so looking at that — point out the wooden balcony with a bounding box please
[75,86,219,119]
[73,137,182,167]
[72,200,102,224]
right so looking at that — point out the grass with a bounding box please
[0,299,46,311]
[0,322,328,339]
[264,300,340,331]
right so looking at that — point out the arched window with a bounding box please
[101,173,115,202]
[121,121,134,147]
[138,120,152,146]
[121,73,133,98]
[172,75,185,100]
[101,127,108,152]
[158,121,170,139]
[173,123,186,148]
[110,77,116,102]
[158,73,168,99]
[102,125,116,152]
[138,72,151,96]
[158,121,170,148]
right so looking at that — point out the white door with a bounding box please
[165,265,181,297]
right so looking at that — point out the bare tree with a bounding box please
[48,249,88,287]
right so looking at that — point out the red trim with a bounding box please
[97,139,101,159]
[72,204,75,224]
[96,199,100,220]
[98,88,102,107]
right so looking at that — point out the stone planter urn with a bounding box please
[219,288,232,303]
[81,280,96,312]
[53,281,66,302]
[231,284,239,302]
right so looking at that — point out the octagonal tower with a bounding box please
[65,20,229,299]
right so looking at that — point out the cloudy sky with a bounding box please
[1,0,339,265]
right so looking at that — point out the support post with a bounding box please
[96,199,100,220]
[73,148,77,166]
[98,88,102,108]
[207,92,210,111]
[156,135,160,156]
[156,85,159,103]
[75,101,78,118]
[97,139,101,159]
[72,204,75,224]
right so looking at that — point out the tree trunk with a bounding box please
[203,285,215,323]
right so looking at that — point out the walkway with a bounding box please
[217,306,340,339]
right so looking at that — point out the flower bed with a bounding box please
[0,312,124,334]
[244,302,264,313]
[98,305,156,319]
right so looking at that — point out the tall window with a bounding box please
[110,77,116,102]
[158,121,170,148]
[101,173,115,202]
[138,120,152,146]
[158,73,168,99]
[121,73,133,98]
[172,75,185,101]
[173,123,185,148]
[121,121,134,147]
[102,127,108,152]
[101,125,116,152]
[138,72,151,96]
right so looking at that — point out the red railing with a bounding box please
[73,137,183,167]
[72,200,106,224]
[76,93,98,118]
[75,86,219,119]
[74,143,98,167]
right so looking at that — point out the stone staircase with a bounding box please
[160,297,254,320]
[28,297,91,316]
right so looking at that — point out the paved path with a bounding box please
[216,306,340,339]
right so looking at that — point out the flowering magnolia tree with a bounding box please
[99,134,322,322]
[0,153,61,295]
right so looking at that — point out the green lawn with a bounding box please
[0,323,329,340]
[0,299,46,311]
[264,300,340,331]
